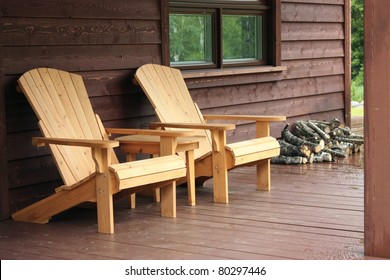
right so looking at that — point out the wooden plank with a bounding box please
[136,64,212,159]
[0,44,10,220]
[364,0,390,258]
[161,0,170,66]
[0,0,161,20]
[0,18,161,46]
[282,40,344,60]
[202,92,345,122]
[0,146,369,259]
[227,137,278,156]
[3,45,161,75]
[19,71,93,184]
[7,156,61,190]
[190,75,345,109]
[11,175,97,224]
[343,0,351,127]
[282,58,345,79]
[6,130,49,161]
[282,22,345,41]
[112,155,185,180]
[281,3,344,23]
[185,70,284,89]
[282,0,344,4]
[62,69,101,139]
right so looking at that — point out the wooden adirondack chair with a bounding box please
[12,68,194,234]
[135,64,286,204]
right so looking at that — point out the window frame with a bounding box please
[163,0,281,71]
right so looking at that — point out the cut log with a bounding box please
[334,136,364,145]
[275,119,363,165]
[324,147,347,158]
[307,121,331,142]
[281,124,324,153]
[296,121,319,139]
[313,152,332,163]
[279,140,311,157]
[271,155,307,165]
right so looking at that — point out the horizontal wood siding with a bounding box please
[1,0,162,215]
[1,0,349,217]
[185,0,347,140]
[281,0,347,126]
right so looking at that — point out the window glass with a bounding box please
[223,15,263,62]
[168,0,275,69]
[169,14,213,65]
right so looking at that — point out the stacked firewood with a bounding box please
[271,119,364,165]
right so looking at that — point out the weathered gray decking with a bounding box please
[0,117,374,260]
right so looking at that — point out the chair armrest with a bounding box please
[105,128,196,138]
[203,115,286,122]
[149,122,236,131]
[32,137,119,149]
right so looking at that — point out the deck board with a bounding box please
[0,117,377,259]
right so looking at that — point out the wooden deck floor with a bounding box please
[0,117,371,260]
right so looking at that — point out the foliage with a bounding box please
[351,79,364,103]
[351,0,364,101]
[223,15,258,60]
[351,107,364,117]
[169,13,260,63]
[351,0,364,84]
[169,14,212,63]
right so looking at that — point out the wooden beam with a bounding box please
[344,0,352,127]
[161,0,170,66]
[364,0,390,258]
[273,0,282,66]
[0,45,10,220]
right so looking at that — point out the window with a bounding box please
[168,0,278,70]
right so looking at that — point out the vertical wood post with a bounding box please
[94,148,114,234]
[0,45,10,220]
[364,0,390,258]
[161,0,170,66]
[159,136,177,217]
[185,150,196,206]
[256,121,271,191]
[344,0,352,127]
[211,130,229,204]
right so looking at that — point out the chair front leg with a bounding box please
[159,136,178,218]
[92,147,115,234]
[210,130,229,204]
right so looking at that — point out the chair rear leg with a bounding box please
[257,159,271,191]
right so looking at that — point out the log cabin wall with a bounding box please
[0,0,350,218]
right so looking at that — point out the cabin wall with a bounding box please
[0,0,350,217]
[186,0,349,142]
[1,0,163,215]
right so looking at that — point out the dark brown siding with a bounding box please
[0,43,9,220]
[183,0,348,141]
[280,0,348,123]
[1,0,162,215]
[0,0,350,218]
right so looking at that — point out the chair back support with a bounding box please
[135,64,212,158]
[18,68,117,186]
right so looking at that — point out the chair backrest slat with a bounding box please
[18,68,115,185]
[136,64,213,159]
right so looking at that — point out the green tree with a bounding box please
[351,0,364,84]
[351,0,364,102]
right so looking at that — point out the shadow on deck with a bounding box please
[0,117,372,260]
